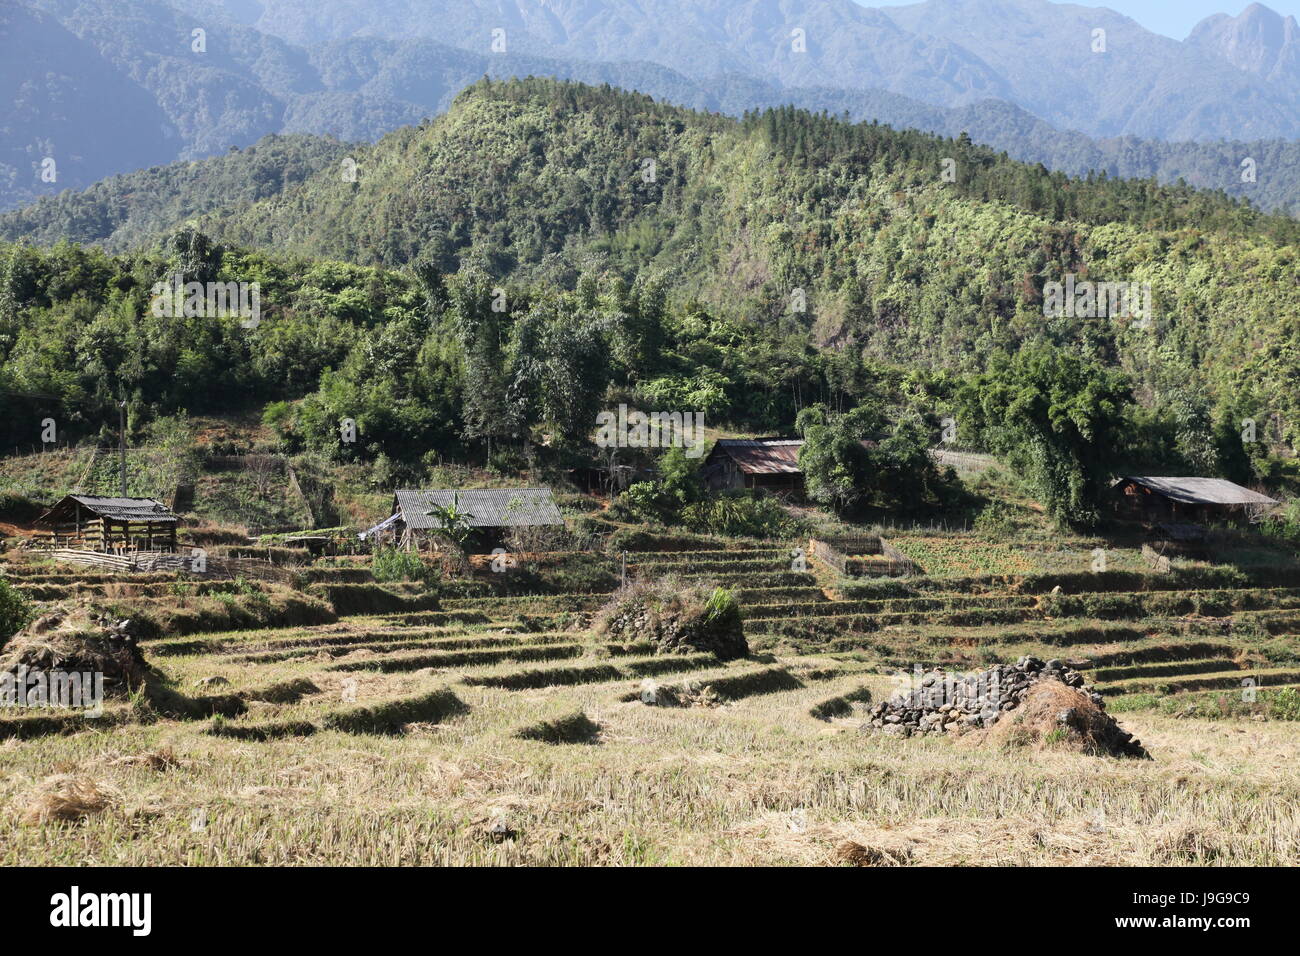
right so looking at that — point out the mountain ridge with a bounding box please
[7,0,1300,218]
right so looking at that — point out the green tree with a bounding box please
[450,270,516,460]
[966,344,1132,528]
[797,403,884,515]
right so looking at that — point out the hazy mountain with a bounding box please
[883,0,1300,141]
[0,3,175,210]
[173,0,1015,107]
[172,0,1300,142]
[1187,2,1300,92]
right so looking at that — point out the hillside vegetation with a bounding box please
[3,80,1300,503]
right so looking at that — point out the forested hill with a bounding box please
[7,77,1298,259]
[3,78,1300,467]
[0,135,353,251]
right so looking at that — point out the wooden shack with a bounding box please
[1113,476,1278,524]
[34,495,179,552]
[701,439,806,494]
[700,437,878,496]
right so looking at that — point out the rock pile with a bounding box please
[867,656,1087,736]
[864,656,1146,758]
[0,603,151,697]
[597,583,748,661]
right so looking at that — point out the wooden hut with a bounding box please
[34,495,178,552]
[700,438,878,496]
[1112,477,1278,524]
[701,439,806,494]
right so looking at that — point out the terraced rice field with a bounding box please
[2,537,1298,864]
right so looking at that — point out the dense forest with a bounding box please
[3,78,1300,526]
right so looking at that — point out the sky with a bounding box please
[861,1,1300,40]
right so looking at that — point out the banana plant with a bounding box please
[424,493,475,547]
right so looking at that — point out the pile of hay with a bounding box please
[865,656,1147,758]
[595,578,748,661]
[20,774,118,824]
[0,602,151,697]
[979,680,1149,758]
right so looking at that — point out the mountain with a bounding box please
[0,0,720,210]
[0,133,353,250]
[0,3,175,211]
[9,77,1300,248]
[172,0,1015,106]
[7,0,1300,221]
[172,0,1300,142]
[883,0,1300,141]
[8,76,1293,272]
[1187,3,1300,92]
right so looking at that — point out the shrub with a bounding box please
[372,547,437,586]
[1270,688,1300,721]
[681,493,805,538]
[972,503,1017,540]
[0,579,34,649]
[595,577,748,660]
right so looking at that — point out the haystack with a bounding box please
[980,680,1149,758]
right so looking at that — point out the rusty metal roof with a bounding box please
[1120,477,1278,507]
[710,439,804,475]
[394,488,564,529]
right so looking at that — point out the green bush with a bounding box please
[972,503,1017,539]
[681,493,805,538]
[0,579,34,648]
[1270,688,1300,721]
[372,547,437,586]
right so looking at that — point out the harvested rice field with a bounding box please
[2,534,1298,866]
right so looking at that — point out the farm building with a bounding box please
[361,488,565,551]
[701,439,806,494]
[1113,476,1278,523]
[701,437,879,495]
[33,495,178,552]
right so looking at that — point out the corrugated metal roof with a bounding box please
[709,438,876,475]
[711,439,804,475]
[1120,477,1278,506]
[46,495,177,523]
[394,488,564,529]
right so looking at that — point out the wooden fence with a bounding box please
[47,549,298,584]
[808,536,918,578]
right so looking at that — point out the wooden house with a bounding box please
[34,495,178,552]
[360,488,564,552]
[700,438,878,496]
[701,439,806,494]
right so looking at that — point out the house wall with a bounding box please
[1113,482,1235,524]
[703,456,746,491]
[750,473,804,495]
